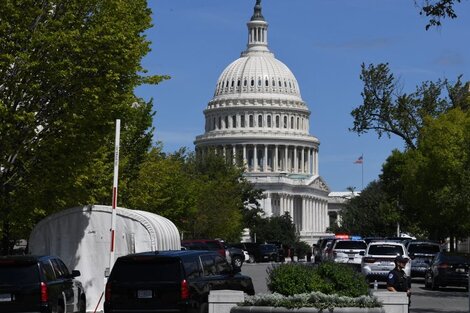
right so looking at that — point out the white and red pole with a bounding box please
[109,119,121,271]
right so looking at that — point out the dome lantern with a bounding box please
[244,0,270,55]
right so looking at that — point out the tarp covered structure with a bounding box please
[29,205,181,312]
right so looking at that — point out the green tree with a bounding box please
[334,181,401,237]
[396,109,470,245]
[0,0,167,254]
[415,0,465,30]
[126,150,263,242]
[351,63,468,149]
[251,212,298,248]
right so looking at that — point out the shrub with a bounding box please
[267,262,369,297]
[267,263,332,296]
[315,262,369,297]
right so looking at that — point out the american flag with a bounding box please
[354,155,363,164]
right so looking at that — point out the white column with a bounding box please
[315,149,319,175]
[243,145,247,170]
[301,147,305,173]
[284,146,288,171]
[253,144,258,172]
[263,145,268,172]
[301,197,307,231]
[314,199,319,232]
[307,148,312,175]
[274,145,279,172]
[232,145,236,165]
[293,146,298,173]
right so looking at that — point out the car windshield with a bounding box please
[368,244,404,256]
[112,258,181,282]
[0,263,39,284]
[335,241,367,250]
[408,244,440,254]
[260,245,276,252]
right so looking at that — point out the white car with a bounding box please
[329,239,367,265]
[361,241,411,283]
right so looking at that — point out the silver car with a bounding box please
[328,239,367,266]
[361,241,411,283]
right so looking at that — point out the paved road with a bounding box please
[241,262,470,312]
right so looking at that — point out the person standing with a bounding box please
[387,255,411,312]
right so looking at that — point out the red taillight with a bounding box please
[181,279,189,300]
[105,282,111,302]
[40,282,48,303]
[437,263,448,269]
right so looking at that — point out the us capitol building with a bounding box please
[194,1,337,244]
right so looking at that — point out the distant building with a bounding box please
[195,1,342,244]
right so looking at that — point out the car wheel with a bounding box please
[424,273,431,289]
[431,276,439,290]
[248,255,255,263]
[78,296,86,313]
[232,256,243,268]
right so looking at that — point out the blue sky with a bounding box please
[135,0,469,192]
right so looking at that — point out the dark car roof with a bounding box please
[118,250,215,260]
[0,255,57,263]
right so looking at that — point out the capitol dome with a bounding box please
[194,0,331,245]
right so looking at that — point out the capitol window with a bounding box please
[225,116,229,128]
[267,115,272,127]
[291,116,294,129]
[258,115,263,127]
[241,115,245,128]
[283,116,287,128]
[275,115,280,128]
[249,115,254,127]
[232,116,236,128]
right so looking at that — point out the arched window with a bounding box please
[244,79,247,86]
[249,115,254,127]
[267,115,272,127]
[225,116,229,128]
[258,115,263,127]
[218,117,222,129]
[297,117,300,129]
[283,116,288,128]
[241,115,245,128]
[231,80,234,87]
[275,115,280,128]
[225,81,229,87]
[291,116,294,129]
[265,79,269,86]
[251,79,254,86]
[213,117,216,130]
[237,80,241,87]
[232,115,237,128]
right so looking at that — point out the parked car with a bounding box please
[230,242,260,263]
[424,251,470,291]
[360,241,411,283]
[328,239,367,268]
[181,239,225,257]
[257,244,280,262]
[0,255,86,313]
[224,245,245,268]
[266,241,286,262]
[405,240,442,277]
[104,250,254,313]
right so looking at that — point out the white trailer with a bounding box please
[28,205,181,312]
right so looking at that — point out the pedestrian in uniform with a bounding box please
[387,255,411,311]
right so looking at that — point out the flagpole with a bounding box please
[361,154,364,190]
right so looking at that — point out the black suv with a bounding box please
[104,250,254,313]
[0,255,86,313]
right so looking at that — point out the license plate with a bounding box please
[0,294,12,302]
[137,290,153,299]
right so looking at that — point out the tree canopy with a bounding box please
[0,0,167,253]
[416,0,465,29]
[351,63,469,149]
[125,149,264,242]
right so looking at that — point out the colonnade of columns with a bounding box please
[268,193,329,233]
[198,143,319,175]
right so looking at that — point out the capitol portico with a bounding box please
[194,0,331,244]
